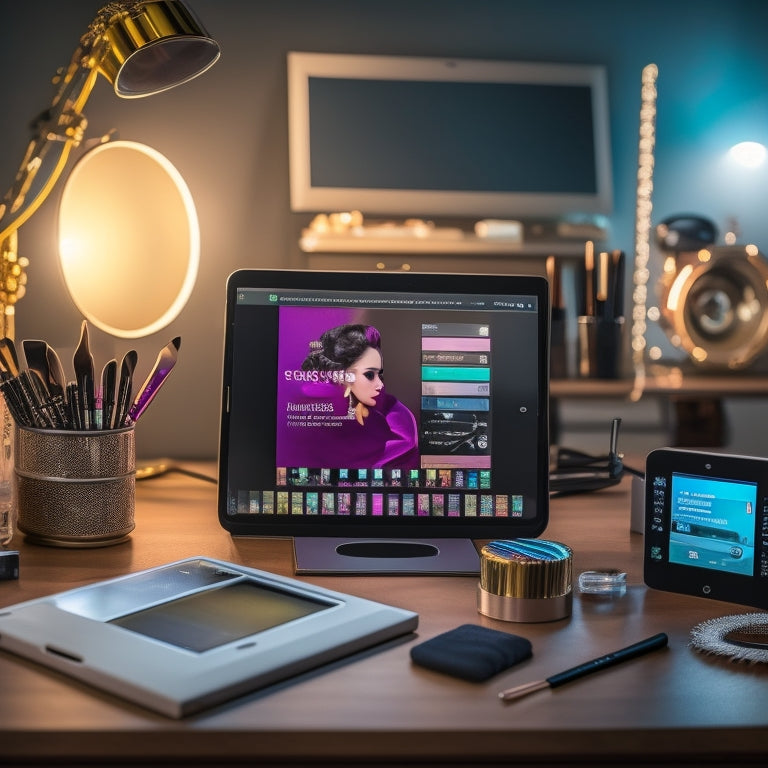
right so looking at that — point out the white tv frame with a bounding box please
[287,51,613,218]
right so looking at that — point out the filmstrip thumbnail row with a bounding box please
[233,490,524,517]
[278,465,492,490]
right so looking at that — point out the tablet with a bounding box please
[0,557,418,717]
[644,448,768,609]
[217,269,550,574]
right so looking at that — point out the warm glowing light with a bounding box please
[665,264,694,312]
[691,346,708,362]
[630,62,658,401]
[729,141,767,168]
[58,141,199,338]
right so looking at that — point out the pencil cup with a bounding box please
[15,425,135,547]
[577,315,625,379]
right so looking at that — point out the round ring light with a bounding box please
[58,140,199,338]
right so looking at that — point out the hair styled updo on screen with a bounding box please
[302,324,382,371]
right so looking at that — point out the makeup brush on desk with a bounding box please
[498,632,668,702]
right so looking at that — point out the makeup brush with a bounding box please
[113,350,138,429]
[73,321,95,430]
[128,337,181,423]
[498,633,668,702]
[45,344,67,397]
[0,337,20,378]
[22,340,68,429]
[100,359,118,430]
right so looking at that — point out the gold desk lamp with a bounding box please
[0,0,220,339]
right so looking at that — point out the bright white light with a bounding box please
[729,141,767,169]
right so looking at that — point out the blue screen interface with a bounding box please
[669,472,756,577]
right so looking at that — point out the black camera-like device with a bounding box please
[644,448,768,610]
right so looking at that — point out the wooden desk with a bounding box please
[2,467,768,767]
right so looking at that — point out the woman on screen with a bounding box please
[300,324,418,469]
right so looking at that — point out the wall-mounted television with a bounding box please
[287,52,613,219]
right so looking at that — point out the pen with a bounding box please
[67,381,81,430]
[498,632,668,702]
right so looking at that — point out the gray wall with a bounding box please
[1,0,767,459]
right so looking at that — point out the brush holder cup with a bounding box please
[15,426,135,547]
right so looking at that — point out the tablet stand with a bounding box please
[292,537,480,575]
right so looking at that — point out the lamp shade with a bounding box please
[0,0,219,339]
[96,0,220,97]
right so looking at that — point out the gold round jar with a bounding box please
[477,539,573,622]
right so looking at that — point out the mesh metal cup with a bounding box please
[15,425,135,547]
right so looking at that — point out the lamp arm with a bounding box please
[0,15,111,339]
[0,0,219,339]
[0,45,102,246]
[0,0,216,243]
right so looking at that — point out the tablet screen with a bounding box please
[668,472,756,578]
[110,581,332,652]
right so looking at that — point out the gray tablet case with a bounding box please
[0,557,418,717]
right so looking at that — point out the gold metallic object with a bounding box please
[477,539,573,623]
[656,244,768,369]
[0,232,26,340]
[0,1,219,338]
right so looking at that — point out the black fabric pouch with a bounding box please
[410,623,532,682]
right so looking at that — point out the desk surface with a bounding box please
[2,466,768,768]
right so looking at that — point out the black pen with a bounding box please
[498,632,668,701]
[67,381,82,430]
[0,377,30,426]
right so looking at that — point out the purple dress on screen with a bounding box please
[285,382,419,470]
